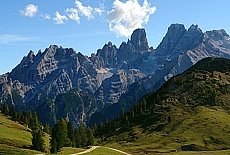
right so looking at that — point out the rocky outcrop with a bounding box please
[131,28,149,52]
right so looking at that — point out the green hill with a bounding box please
[95,58,230,154]
[0,113,47,155]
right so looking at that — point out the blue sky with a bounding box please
[0,0,229,74]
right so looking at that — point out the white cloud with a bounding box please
[94,7,104,16]
[107,0,156,37]
[75,0,94,19]
[41,13,50,20]
[66,8,80,23]
[20,4,38,17]
[53,12,68,24]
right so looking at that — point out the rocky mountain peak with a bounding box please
[27,50,35,58]
[176,24,204,51]
[131,28,149,52]
[168,23,186,33]
[206,29,230,41]
[156,24,187,56]
[96,42,118,67]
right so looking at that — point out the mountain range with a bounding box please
[1,23,230,127]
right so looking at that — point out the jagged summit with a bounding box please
[131,28,149,52]
[156,23,204,56]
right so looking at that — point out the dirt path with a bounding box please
[71,146,131,155]
[70,146,99,155]
[104,146,131,155]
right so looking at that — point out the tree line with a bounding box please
[50,118,94,153]
[1,103,94,154]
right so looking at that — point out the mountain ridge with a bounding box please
[1,23,230,127]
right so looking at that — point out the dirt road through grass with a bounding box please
[71,146,131,155]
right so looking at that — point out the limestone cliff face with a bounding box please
[1,24,230,127]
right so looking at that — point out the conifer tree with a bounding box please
[67,121,75,147]
[50,118,71,153]
[50,139,57,154]
[75,127,81,148]
[99,121,103,128]
[86,128,94,146]
[131,109,135,118]
[93,123,97,133]
[125,115,129,126]
[29,112,40,131]
[2,103,9,116]
[32,128,45,152]
[9,107,15,117]
[56,119,70,149]
[79,124,87,148]
[43,123,51,134]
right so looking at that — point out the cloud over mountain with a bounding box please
[107,0,156,37]
[18,1,155,37]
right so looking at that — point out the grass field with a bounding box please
[0,113,47,155]
[100,106,230,155]
[0,113,32,148]
[163,150,230,155]
[83,146,129,155]
[1,111,230,155]
[57,147,86,155]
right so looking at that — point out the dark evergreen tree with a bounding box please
[24,116,29,126]
[50,139,57,154]
[50,118,71,153]
[2,103,9,116]
[43,123,51,134]
[75,127,81,148]
[29,112,40,131]
[143,100,147,112]
[78,124,87,148]
[32,128,45,152]
[131,108,135,118]
[86,128,94,146]
[99,121,103,128]
[93,122,97,130]
[67,121,75,147]
[9,107,15,117]
[125,115,129,126]
[56,119,70,149]
[106,117,109,124]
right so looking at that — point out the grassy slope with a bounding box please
[96,58,230,155]
[0,113,32,148]
[0,113,47,154]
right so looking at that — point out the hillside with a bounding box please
[0,112,47,154]
[95,58,230,154]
